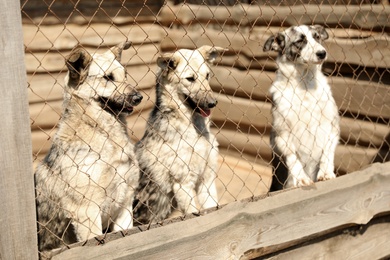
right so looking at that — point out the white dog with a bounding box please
[134,46,225,223]
[263,25,340,191]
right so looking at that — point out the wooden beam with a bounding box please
[0,1,38,259]
[158,3,390,31]
[24,23,164,51]
[52,162,390,259]
[258,214,390,260]
[160,27,390,69]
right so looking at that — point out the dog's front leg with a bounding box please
[317,132,338,182]
[111,200,134,232]
[274,133,313,188]
[197,173,218,210]
[173,181,198,214]
[74,205,103,241]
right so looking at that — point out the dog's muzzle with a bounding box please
[316,50,327,61]
[185,94,217,118]
[99,89,143,115]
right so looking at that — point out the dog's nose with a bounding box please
[207,100,218,109]
[316,50,327,60]
[131,92,143,106]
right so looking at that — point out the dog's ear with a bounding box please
[311,25,329,41]
[111,41,132,62]
[66,47,93,88]
[263,33,285,52]
[198,45,227,64]
[157,53,180,71]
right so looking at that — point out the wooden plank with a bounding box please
[260,215,390,260]
[215,125,378,175]
[52,162,390,259]
[330,76,390,120]
[24,23,164,51]
[211,65,390,120]
[335,144,378,174]
[29,87,155,130]
[160,27,390,69]
[212,93,272,131]
[28,64,157,104]
[217,154,272,205]
[22,0,161,25]
[211,66,274,101]
[215,127,272,162]
[25,46,159,73]
[0,1,38,259]
[339,117,389,147]
[158,3,390,31]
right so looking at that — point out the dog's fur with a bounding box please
[134,46,225,223]
[35,42,143,255]
[264,25,340,191]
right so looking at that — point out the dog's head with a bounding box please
[157,45,226,117]
[65,41,143,115]
[263,25,329,65]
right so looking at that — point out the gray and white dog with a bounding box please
[35,42,142,255]
[134,46,225,223]
[264,25,340,191]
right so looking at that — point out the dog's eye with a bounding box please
[186,76,196,83]
[206,73,210,80]
[103,74,115,81]
[313,33,321,41]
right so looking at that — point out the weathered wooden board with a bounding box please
[159,3,390,31]
[211,65,390,119]
[30,87,155,132]
[28,65,157,104]
[52,162,390,260]
[160,27,390,69]
[260,215,390,260]
[217,154,272,205]
[23,23,164,51]
[22,0,161,25]
[212,93,272,131]
[25,46,159,74]
[215,126,378,174]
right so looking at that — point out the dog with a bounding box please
[35,41,143,255]
[134,46,225,223]
[263,25,340,191]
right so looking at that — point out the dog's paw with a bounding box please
[317,171,336,182]
[296,177,314,187]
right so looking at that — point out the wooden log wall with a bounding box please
[25,2,389,207]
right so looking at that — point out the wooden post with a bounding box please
[0,0,38,259]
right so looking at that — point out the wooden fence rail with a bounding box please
[52,162,390,259]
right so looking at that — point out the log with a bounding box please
[158,3,390,31]
[215,125,378,175]
[215,127,272,162]
[24,23,164,51]
[22,0,160,25]
[28,65,157,103]
[212,93,272,132]
[29,87,156,131]
[216,154,272,205]
[160,27,390,69]
[211,65,390,120]
[25,46,159,74]
[334,144,378,174]
[52,162,390,259]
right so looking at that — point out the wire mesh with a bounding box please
[22,0,390,257]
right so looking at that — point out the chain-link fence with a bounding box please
[22,0,389,257]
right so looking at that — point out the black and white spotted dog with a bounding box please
[263,25,340,191]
